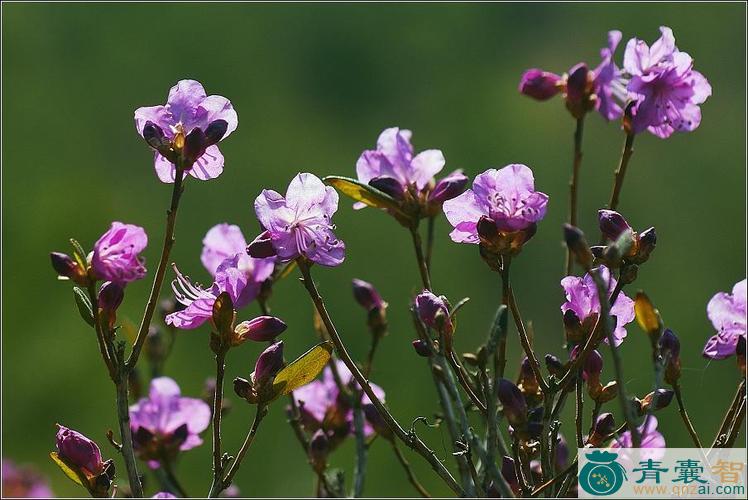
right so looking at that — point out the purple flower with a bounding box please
[624,27,711,138]
[352,279,386,312]
[443,164,549,243]
[201,223,274,278]
[55,425,105,477]
[2,459,54,498]
[166,253,270,330]
[703,279,746,360]
[610,415,665,460]
[520,31,624,121]
[134,79,238,183]
[130,377,211,468]
[356,127,446,197]
[293,360,385,439]
[253,173,345,266]
[92,222,148,284]
[152,493,177,499]
[560,265,635,346]
[414,290,453,334]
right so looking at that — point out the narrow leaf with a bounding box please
[271,341,333,398]
[49,452,86,487]
[69,238,88,270]
[73,287,95,327]
[323,176,403,213]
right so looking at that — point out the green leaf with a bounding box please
[323,176,403,213]
[271,341,333,398]
[486,305,508,354]
[49,452,86,487]
[72,287,94,327]
[69,238,88,270]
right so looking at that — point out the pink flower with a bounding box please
[610,416,665,460]
[92,222,148,284]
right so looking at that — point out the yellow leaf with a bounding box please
[271,341,333,398]
[49,452,86,487]
[323,176,403,213]
[635,291,662,334]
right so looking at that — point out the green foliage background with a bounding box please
[3,3,745,497]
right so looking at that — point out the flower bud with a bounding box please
[518,69,562,101]
[501,455,520,495]
[497,379,527,428]
[233,377,253,400]
[142,121,173,160]
[205,119,229,146]
[428,170,469,205]
[234,316,287,344]
[98,281,124,312]
[55,425,104,476]
[595,381,619,403]
[414,291,453,335]
[309,429,329,474]
[563,309,584,343]
[412,339,432,357]
[352,279,386,312]
[246,230,277,259]
[563,224,593,271]
[635,227,657,263]
[587,412,615,446]
[639,389,674,414]
[565,63,593,119]
[659,329,681,384]
[518,357,540,401]
[582,350,603,382]
[50,252,88,285]
[182,127,208,167]
[369,176,405,200]
[253,341,285,386]
[545,354,564,377]
[598,210,632,241]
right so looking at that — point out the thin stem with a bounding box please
[425,216,435,271]
[161,458,189,498]
[607,132,635,211]
[480,369,513,498]
[673,383,702,448]
[126,166,185,370]
[211,404,267,497]
[113,343,143,497]
[713,379,746,448]
[352,396,367,498]
[391,442,431,498]
[447,352,487,414]
[575,378,584,448]
[297,259,465,496]
[409,226,432,290]
[566,116,585,275]
[363,335,380,379]
[209,350,227,495]
[725,398,746,447]
[87,285,116,381]
[531,456,578,497]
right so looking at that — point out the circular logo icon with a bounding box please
[579,451,627,496]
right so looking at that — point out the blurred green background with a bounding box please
[3,2,745,497]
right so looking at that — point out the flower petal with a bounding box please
[188,145,224,181]
[201,224,248,276]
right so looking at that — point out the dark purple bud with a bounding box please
[182,127,208,166]
[565,63,590,109]
[598,210,632,241]
[246,230,276,259]
[636,227,657,262]
[582,350,603,381]
[253,341,284,385]
[428,170,469,204]
[414,291,453,334]
[641,389,674,412]
[352,279,385,312]
[98,281,124,312]
[309,429,329,473]
[477,216,499,241]
[234,316,287,344]
[170,423,189,448]
[369,176,405,200]
[205,119,229,146]
[518,69,562,101]
[545,354,564,377]
[55,425,104,475]
[563,224,593,270]
[594,413,615,436]
[233,377,253,400]
[659,328,681,360]
[501,456,519,493]
[50,252,77,278]
[412,339,432,357]
[142,121,169,151]
[497,378,527,427]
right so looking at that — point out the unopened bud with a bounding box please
[563,224,593,270]
[253,341,285,386]
[587,412,615,446]
[582,350,603,381]
[519,69,562,101]
[497,379,527,428]
[412,339,432,358]
[565,63,593,119]
[369,176,405,200]
[635,227,657,263]
[55,425,105,476]
[50,252,88,285]
[246,230,276,259]
[598,210,632,242]
[639,389,674,414]
[545,354,564,377]
[659,329,681,384]
[98,281,124,312]
[428,170,468,205]
[352,279,386,312]
[205,119,229,146]
[234,316,287,344]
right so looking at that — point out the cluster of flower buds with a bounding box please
[592,210,656,277]
[352,279,388,339]
[52,425,115,497]
[635,388,675,415]
[234,341,286,404]
[574,348,618,403]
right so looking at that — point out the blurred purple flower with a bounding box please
[624,27,711,138]
[152,493,176,499]
[293,360,385,438]
[134,79,238,182]
[253,173,345,266]
[92,222,148,284]
[610,415,665,460]
[703,279,746,360]
[560,265,635,346]
[443,164,548,243]
[130,377,211,468]
[2,459,54,498]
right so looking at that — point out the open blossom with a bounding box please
[519,30,624,121]
[443,164,548,243]
[703,279,746,360]
[252,173,345,266]
[624,26,711,138]
[134,79,238,183]
[293,360,385,441]
[560,265,635,346]
[2,459,54,498]
[130,377,211,468]
[92,222,148,284]
[610,415,665,460]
